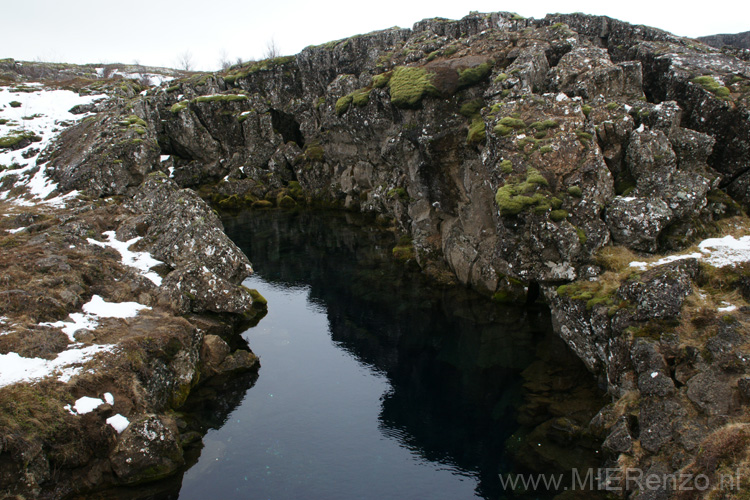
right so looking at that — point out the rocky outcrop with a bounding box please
[3,9,750,499]
[699,31,750,50]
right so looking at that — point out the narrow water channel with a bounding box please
[102,210,607,500]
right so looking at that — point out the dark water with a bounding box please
[95,210,606,500]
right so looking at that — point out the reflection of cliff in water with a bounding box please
[223,210,606,498]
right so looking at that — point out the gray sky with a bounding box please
[5,0,749,71]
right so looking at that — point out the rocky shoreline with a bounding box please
[1,11,750,499]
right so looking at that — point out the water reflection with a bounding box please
[210,210,605,499]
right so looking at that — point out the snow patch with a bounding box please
[67,396,105,415]
[699,235,750,268]
[88,231,163,285]
[0,86,107,206]
[629,235,750,271]
[107,414,130,433]
[0,344,115,388]
[104,392,115,405]
[43,295,150,342]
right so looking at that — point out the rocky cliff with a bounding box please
[699,31,750,51]
[2,10,750,499]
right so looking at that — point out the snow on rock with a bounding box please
[66,396,105,415]
[83,295,150,318]
[43,295,150,342]
[630,236,750,271]
[88,231,163,286]
[104,392,115,405]
[0,344,115,388]
[699,235,750,268]
[107,414,130,433]
[0,85,107,205]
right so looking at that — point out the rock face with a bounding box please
[49,11,746,296]
[699,31,750,50]
[3,10,750,500]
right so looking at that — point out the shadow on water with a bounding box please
[92,210,608,500]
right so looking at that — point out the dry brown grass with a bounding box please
[677,423,750,500]
[596,245,642,273]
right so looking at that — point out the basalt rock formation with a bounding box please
[3,10,750,500]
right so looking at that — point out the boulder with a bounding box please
[109,415,184,485]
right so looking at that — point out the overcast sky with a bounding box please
[5,1,749,71]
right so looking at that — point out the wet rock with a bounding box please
[109,414,184,485]
[218,350,259,373]
[158,265,256,315]
[201,334,231,376]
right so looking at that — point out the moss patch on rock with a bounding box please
[388,66,438,108]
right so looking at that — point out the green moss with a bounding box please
[499,159,513,174]
[459,99,483,117]
[351,88,371,107]
[494,167,554,216]
[304,143,324,162]
[170,101,188,113]
[492,290,515,303]
[498,116,526,129]
[247,288,268,307]
[575,130,593,143]
[166,85,180,93]
[692,75,731,99]
[457,61,493,89]
[372,72,391,88]
[567,186,582,197]
[467,118,486,145]
[539,145,553,154]
[194,94,248,104]
[530,119,558,131]
[9,101,21,108]
[388,66,438,108]
[495,186,536,215]
[426,51,439,62]
[336,95,353,116]
[252,199,273,209]
[510,13,525,20]
[494,124,513,136]
[494,73,508,83]
[333,88,370,115]
[287,181,304,198]
[550,209,568,222]
[557,280,621,311]
[550,197,563,209]
[0,131,41,148]
[606,102,620,111]
[392,244,415,260]
[444,45,459,56]
[278,195,297,209]
[581,104,592,117]
[387,187,408,200]
[576,227,587,244]
[525,168,548,186]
